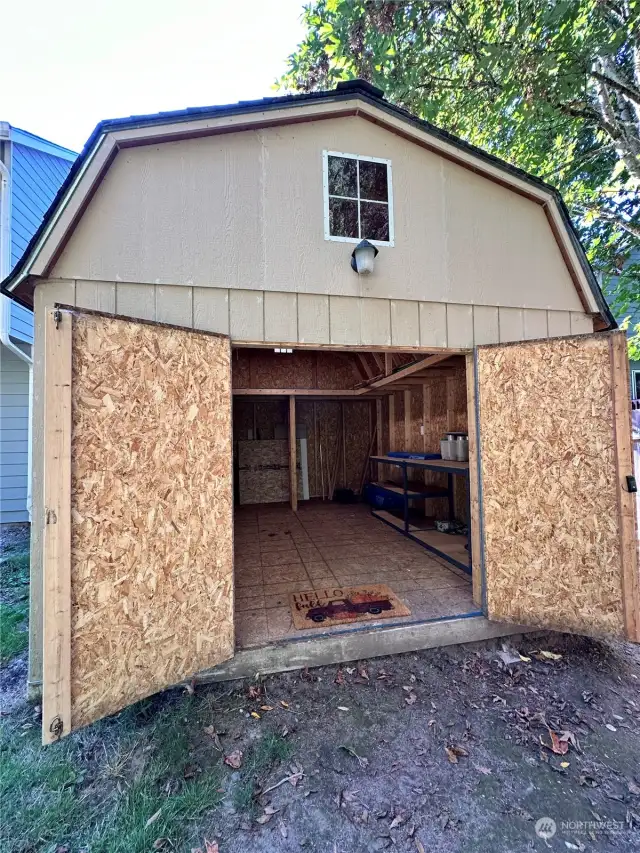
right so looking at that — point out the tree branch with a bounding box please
[592,69,640,106]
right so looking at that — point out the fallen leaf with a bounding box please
[445,747,460,764]
[405,692,418,706]
[560,761,570,769]
[497,649,522,666]
[256,814,273,825]
[145,808,162,828]
[204,842,219,853]
[534,650,562,661]
[224,750,243,769]
[415,841,426,853]
[335,669,345,685]
[247,685,261,700]
[357,664,369,682]
[519,654,531,662]
[337,706,350,711]
[389,813,407,829]
[280,700,289,708]
[260,705,274,712]
[605,723,617,732]
[264,805,279,815]
[546,730,569,755]
[250,712,261,720]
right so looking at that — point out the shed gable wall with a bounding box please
[51,115,584,314]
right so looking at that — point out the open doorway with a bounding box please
[231,346,478,649]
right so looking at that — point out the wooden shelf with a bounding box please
[370,481,447,500]
[411,529,470,570]
[370,455,469,474]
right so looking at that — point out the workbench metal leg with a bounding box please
[403,464,409,534]
[447,473,454,521]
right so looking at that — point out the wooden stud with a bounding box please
[384,352,393,376]
[356,353,375,380]
[376,398,383,457]
[404,389,412,449]
[465,354,482,607]
[42,308,73,744]
[609,334,640,641]
[370,354,452,389]
[341,402,346,486]
[289,396,297,512]
[371,352,384,372]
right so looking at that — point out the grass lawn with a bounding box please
[0,532,30,664]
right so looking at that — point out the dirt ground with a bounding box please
[2,524,640,852]
[2,630,640,853]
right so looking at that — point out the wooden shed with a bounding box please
[2,80,638,744]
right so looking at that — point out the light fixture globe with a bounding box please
[351,239,378,275]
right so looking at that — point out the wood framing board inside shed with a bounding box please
[44,308,235,738]
[475,332,637,638]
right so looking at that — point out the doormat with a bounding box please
[290,583,411,630]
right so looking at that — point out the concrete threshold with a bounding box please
[195,614,531,683]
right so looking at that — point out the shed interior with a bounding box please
[231,346,479,649]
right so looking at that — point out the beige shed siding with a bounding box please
[297,294,330,344]
[39,279,592,348]
[51,115,585,314]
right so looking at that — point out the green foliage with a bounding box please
[281,0,640,345]
[0,602,28,664]
[233,731,293,813]
[0,538,30,664]
[0,695,225,853]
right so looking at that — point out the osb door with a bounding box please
[474,331,639,641]
[42,308,234,744]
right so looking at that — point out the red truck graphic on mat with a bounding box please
[306,597,393,623]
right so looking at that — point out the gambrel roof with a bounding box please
[1,80,614,328]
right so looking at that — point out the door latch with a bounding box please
[626,475,637,493]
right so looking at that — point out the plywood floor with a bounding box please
[234,503,477,649]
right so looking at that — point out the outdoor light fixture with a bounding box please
[351,239,378,275]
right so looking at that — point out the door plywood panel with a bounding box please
[48,310,234,736]
[476,333,637,637]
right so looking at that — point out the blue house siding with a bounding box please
[1,126,76,522]
[10,142,74,270]
[0,347,30,523]
[9,301,34,345]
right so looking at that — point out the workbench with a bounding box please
[369,455,471,574]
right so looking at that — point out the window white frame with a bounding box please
[322,150,395,247]
[632,368,640,401]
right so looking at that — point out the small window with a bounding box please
[323,151,394,245]
[632,369,640,401]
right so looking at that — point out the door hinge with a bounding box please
[53,308,62,329]
[45,508,57,525]
[626,475,637,494]
[49,716,64,740]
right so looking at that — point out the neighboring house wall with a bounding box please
[0,126,75,523]
[604,249,640,400]
[50,115,593,346]
[0,348,30,522]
